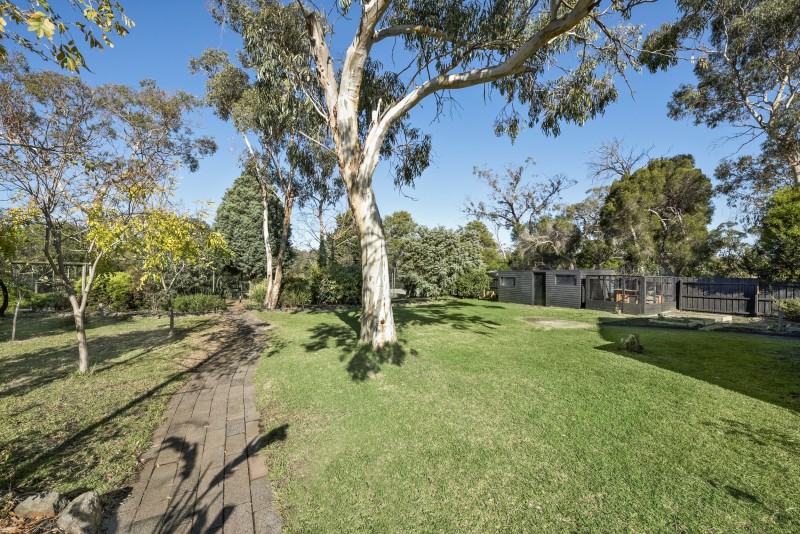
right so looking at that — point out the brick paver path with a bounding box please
[104,309,282,534]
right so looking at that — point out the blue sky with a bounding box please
[42,1,745,248]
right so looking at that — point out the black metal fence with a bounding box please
[677,278,800,316]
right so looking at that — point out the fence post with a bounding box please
[676,279,681,310]
[752,283,759,317]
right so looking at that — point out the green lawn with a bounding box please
[0,312,219,505]
[254,300,800,533]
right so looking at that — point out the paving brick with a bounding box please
[201,445,225,470]
[205,428,226,449]
[244,421,260,442]
[118,460,155,513]
[247,454,269,482]
[249,476,273,512]
[185,425,207,446]
[134,492,169,522]
[222,503,254,534]
[194,481,224,531]
[102,512,132,534]
[148,461,178,488]
[253,507,283,534]
[156,436,186,466]
[244,404,260,423]
[225,433,246,456]
[128,514,162,534]
[208,414,227,431]
[226,417,245,437]
[223,464,251,507]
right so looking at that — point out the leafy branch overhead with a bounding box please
[211,0,653,348]
[0,1,133,71]
[640,0,800,223]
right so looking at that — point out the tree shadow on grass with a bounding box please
[595,317,800,413]
[4,314,255,495]
[0,312,139,342]
[302,302,500,381]
[0,318,215,400]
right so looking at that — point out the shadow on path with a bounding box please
[103,309,284,534]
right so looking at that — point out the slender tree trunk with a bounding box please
[0,278,7,317]
[318,202,327,267]
[266,193,294,309]
[68,295,90,373]
[349,185,397,347]
[11,288,21,341]
[261,186,274,308]
[169,301,175,337]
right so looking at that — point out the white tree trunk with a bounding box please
[262,196,274,308]
[789,153,800,187]
[266,193,294,309]
[11,288,21,341]
[350,185,397,347]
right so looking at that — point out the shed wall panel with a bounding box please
[496,271,534,305]
[545,271,582,309]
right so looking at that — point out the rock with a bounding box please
[716,315,733,323]
[57,491,102,534]
[619,334,644,353]
[14,491,68,518]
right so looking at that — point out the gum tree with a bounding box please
[0,1,132,71]
[212,0,648,347]
[191,49,336,309]
[641,0,800,222]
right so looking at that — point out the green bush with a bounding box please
[278,275,312,308]
[73,271,139,310]
[102,272,137,310]
[248,281,268,307]
[29,292,71,312]
[310,265,361,305]
[452,269,490,299]
[172,294,227,314]
[777,298,800,322]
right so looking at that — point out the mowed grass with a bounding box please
[254,300,800,533]
[0,312,219,501]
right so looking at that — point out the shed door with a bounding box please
[622,277,642,314]
[533,273,546,306]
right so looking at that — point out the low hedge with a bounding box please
[777,298,800,322]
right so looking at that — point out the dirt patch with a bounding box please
[523,318,594,329]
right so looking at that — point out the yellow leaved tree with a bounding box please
[137,210,231,336]
[0,58,216,372]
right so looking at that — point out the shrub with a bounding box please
[248,281,269,307]
[278,275,312,308]
[777,298,800,322]
[310,265,362,305]
[29,292,71,312]
[172,294,227,314]
[101,272,137,310]
[452,269,490,299]
[73,271,139,310]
